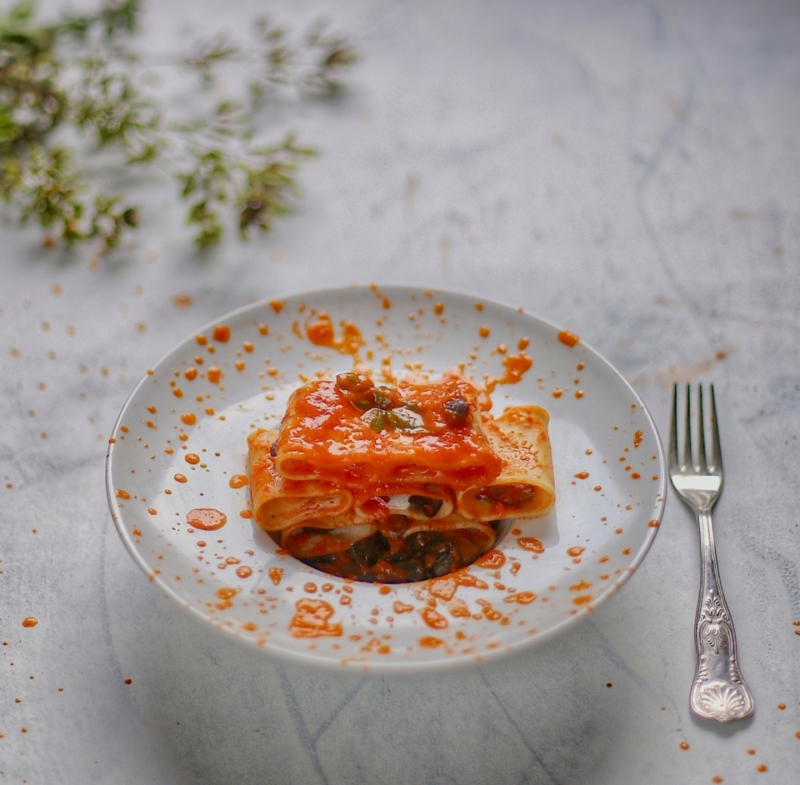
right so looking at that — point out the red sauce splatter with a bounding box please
[634,429,644,448]
[557,330,580,347]
[269,300,285,314]
[186,508,227,531]
[570,579,592,592]
[207,367,222,384]
[174,473,188,483]
[124,678,132,685]
[393,601,414,613]
[478,325,490,338]
[289,599,342,638]
[572,595,592,606]
[185,453,200,465]
[229,474,249,489]
[378,585,392,595]
[306,314,364,355]
[268,567,283,585]
[21,617,38,628]
[476,599,503,620]
[756,764,768,773]
[181,412,197,425]
[212,324,231,343]
[574,471,589,479]
[196,334,208,346]
[518,537,544,554]
[630,472,641,480]
[239,509,253,518]
[214,587,238,609]
[428,570,488,601]
[420,607,448,629]
[552,388,563,398]
[475,549,506,569]
[115,489,131,499]
[503,592,536,604]
[434,303,445,315]
[235,566,253,579]
[485,353,533,392]
[712,777,724,784]
[173,293,193,308]
[567,546,585,557]
[648,520,660,528]
[420,636,445,648]
[184,368,198,381]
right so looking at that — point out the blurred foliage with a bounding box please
[0,0,357,251]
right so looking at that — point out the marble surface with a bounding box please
[2,0,799,782]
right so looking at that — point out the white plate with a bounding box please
[106,285,665,671]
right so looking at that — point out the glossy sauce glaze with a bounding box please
[273,374,502,489]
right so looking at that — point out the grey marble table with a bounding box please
[2,0,799,782]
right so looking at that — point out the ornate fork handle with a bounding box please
[690,508,754,722]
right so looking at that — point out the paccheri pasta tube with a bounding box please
[247,372,555,583]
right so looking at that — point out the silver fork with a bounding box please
[669,383,754,722]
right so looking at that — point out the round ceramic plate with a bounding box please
[106,285,665,671]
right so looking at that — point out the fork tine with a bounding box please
[697,384,707,472]
[669,384,679,470]
[709,383,723,473]
[683,383,693,469]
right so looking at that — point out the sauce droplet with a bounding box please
[306,314,364,355]
[503,591,536,604]
[21,617,38,628]
[212,324,231,343]
[420,607,448,629]
[229,474,249,489]
[419,636,445,649]
[475,549,506,569]
[186,508,227,531]
[557,330,580,347]
[289,599,342,638]
[517,537,544,554]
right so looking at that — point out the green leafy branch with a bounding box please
[0,0,357,252]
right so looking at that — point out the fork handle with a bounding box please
[690,509,754,722]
